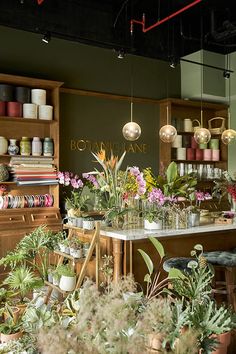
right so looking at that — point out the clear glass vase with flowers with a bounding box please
[57,171,90,221]
[143,188,166,230]
[187,191,212,227]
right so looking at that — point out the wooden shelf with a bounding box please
[172,159,226,164]
[54,249,93,263]
[0,116,57,124]
[44,280,69,295]
[0,154,55,158]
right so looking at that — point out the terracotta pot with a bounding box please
[3,306,21,322]
[0,330,23,343]
[147,333,163,352]
[211,332,231,354]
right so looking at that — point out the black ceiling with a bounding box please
[0,0,236,61]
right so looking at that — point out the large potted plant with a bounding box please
[57,264,76,292]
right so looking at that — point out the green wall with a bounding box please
[228,52,236,176]
[0,25,181,174]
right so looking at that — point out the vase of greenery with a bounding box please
[83,216,95,230]
[69,237,83,258]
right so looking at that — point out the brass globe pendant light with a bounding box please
[122,101,141,141]
[159,106,177,143]
[221,55,236,145]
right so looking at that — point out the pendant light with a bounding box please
[159,105,177,143]
[122,54,141,141]
[221,55,236,145]
[122,101,141,141]
[194,20,211,145]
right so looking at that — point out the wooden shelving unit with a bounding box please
[0,73,63,280]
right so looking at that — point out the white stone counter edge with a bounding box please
[101,223,236,241]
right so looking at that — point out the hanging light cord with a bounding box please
[227,54,231,128]
[200,16,203,128]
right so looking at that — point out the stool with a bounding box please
[203,250,236,311]
[163,257,193,273]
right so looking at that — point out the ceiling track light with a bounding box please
[42,32,51,44]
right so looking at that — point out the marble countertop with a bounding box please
[100,222,236,241]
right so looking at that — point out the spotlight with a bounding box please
[223,70,230,79]
[42,32,51,44]
[117,49,125,59]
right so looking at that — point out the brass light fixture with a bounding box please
[159,105,177,143]
[221,55,236,145]
[122,101,141,141]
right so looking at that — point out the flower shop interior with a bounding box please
[1,0,236,353]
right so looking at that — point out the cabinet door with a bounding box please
[0,211,28,231]
[29,208,61,227]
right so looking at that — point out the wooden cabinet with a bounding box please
[0,73,63,277]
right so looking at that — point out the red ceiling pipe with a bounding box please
[130,0,202,34]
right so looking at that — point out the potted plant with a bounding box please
[143,188,166,230]
[52,269,61,286]
[83,242,90,257]
[3,265,42,312]
[0,303,23,343]
[69,237,83,258]
[58,238,70,254]
[57,264,76,292]
[83,216,95,230]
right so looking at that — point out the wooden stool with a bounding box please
[203,250,236,311]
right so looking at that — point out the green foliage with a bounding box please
[0,303,22,335]
[22,304,57,334]
[57,264,76,277]
[3,265,42,303]
[65,191,89,213]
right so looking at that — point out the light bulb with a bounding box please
[221,129,236,145]
[159,125,177,143]
[122,122,141,141]
[194,127,211,144]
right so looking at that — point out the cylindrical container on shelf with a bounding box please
[183,119,193,132]
[186,148,195,161]
[212,149,220,161]
[209,138,219,150]
[0,136,8,155]
[0,101,6,116]
[8,139,19,156]
[182,135,191,148]
[199,143,208,149]
[32,137,42,156]
[203,148,212,161]
[172,134,182,148]
[195,148,203,161]
[176,147,186,160]
[38,105,53,120]
[171,148,177,160]
[20,137,31,156]
[15,87,31,103]
[7,102,22,117]
[0,84,14,102]
[31,89,46,105]
[191,136,198,149]
[23,103,37,119]
[43,137,54,156]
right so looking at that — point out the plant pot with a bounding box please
[52,275,60,286]
[59,275,76,292]
[70,247,83,258]
[211,332,231,354]
[3,306,21,322]
[147,333,163,352]
[83,244,90,256]
[76,217,83,228]
[83,220,95,230]
[48,272,53,283]
[59,243,70,254]
[144,219,162,230]
[187,212,200,227]
[0,330,23,343]
[67,217,77,227]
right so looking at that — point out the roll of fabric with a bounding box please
[31,89,46,105]
[191,136,198,149]
[172,134,182,148]
[182,135,191,148]
[0,101,6,116]
[203,149,212,161]
[199,143,208,149]
[0,84,14,102]
[183,119,193,132]
[23,103,37,119]
[38,105,53,120]
[212,149,220,161]
[195,148,203,161]
[7,102,22,117]
[176,147,186,160]
[209,138,219,150]
[186,148,195,161]
[16,86,31,103]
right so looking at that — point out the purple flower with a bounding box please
[129,166,140,177]
[148,188,165,206]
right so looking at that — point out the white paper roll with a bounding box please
[176,147,186,160]
[172,134,182,148]
[23,103,37,119]
[31,89,46,105]
[38,105,53,120]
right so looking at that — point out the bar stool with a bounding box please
[203,250,236,311]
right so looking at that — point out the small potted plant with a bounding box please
[83,216,95,230]
[57,264,76,292]
[52,269,61,286]
[47,266,55,283]
[69,237,83,258]
[143,188,166,230]
[58,239,70,254]
[0,303,23,343]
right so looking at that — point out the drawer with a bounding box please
[0,213,27,230]
[30,210,61,226]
